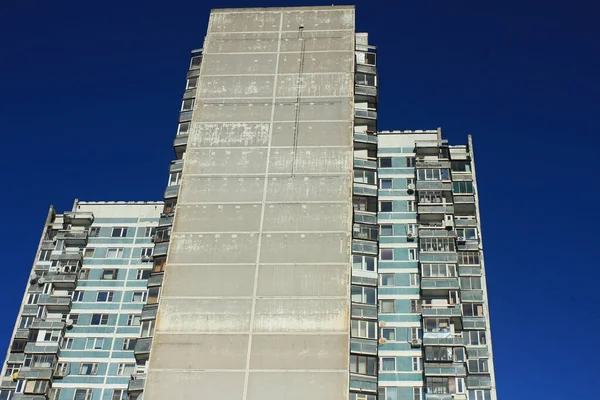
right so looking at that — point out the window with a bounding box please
[132,291,147,302]
[381,357,396,371]
[141,247,153,257]
[462,303,484,317]
[353,223,378,241]
[380,274,395,286]
[426,377,450,394]
[68,314,79,325]
[380,201,392,212]
[181,98,194,111]
[350,393,376,400]
[468,390,492,400]
[26,293,40,304]
[73,389,93,400]
[148,287,160,304]
[163,199,177,214]
[186,76,198,89]
[168,171,182,186]
[11,339,27,352]
[406,157,416,167]
[154,227,172,242]
[417,168,450,181]
[106,248,124,259]
[407,200,416,212]
[379,157,392,168]
[424,318,451,333]
[126,315,141,326]
[117,363,135,376]
[4,363,19,377]
[451,161,471,172]
[136,269,151,280]
[85,338,104,350]
[425,347,453,362]
[349,355,376,376]
[79,363,98,375]
[380,249,393,260]
[38,250,51,261]
[410,300,421,313]
[380,179,392,189]
[24,380,48,394]
[351,320,376,340]
[79,269,90,279]
[467,331,487,346]
[84,248,95,258]
[456,228,477,241]
[379,300,395,313]
[410,273,419,287]
[420,237,455,252]
[351,286,376,304]
[406,177,415,187]
[72,291,84,302]
[42,331,60,342]
[460,277,482,290]
[190,55,202,68]
[454,347,465,362]
[177,122,190,136]
[19,317,34,328]
[89,227,100,237]
[91,314,109,326]
[354,169,376,185]
[111,227,128,238]
[453,181,474,194]
[122,338,137,350]
[467,359,489,373]
[419,191,444,203]
[412,356,423,371]
[48,388,61,400]
[365,52,376,65]
[112,389,128,400]
[458,251,480,265]
[355,72,376,86]
[63,338,74,349]
[153,256,167,273]
[102,269,118,280]
[408,248,417,260]
[381,328,395,341]
[353,196,377,212]
[352,255,376,272]
[421,264,456,278]
[380,224,393,236]
[140,320,155,337]
[413,387,423,400]
[96,291,114,302]
[411,327,423,340]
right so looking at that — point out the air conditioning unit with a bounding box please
[65,319,74,329]
[141,256,152,262]
[407,232,415,241]
[379,338,387,344]
[30,273,39,284]
[407,183,416,193]
[160,213,167,218]
[410,339,422,348]
[379,321,386,327]
[457,236,466,243]
[37,277,46,285]
[444,215,454,230]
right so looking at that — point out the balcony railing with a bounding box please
[352,239,378,255]
[353,158,377,170]
[354,85,377,97]
[424,363,466,376]
[354,108,377,120]
[353,131,377,146]
[134,337,152,362]
[423,335,466,346]
[422,305,462,318]
[128,374,146,392]
[353,182,377,197]
[63,212,94,225]
[416,181,452,191]
[354,210,377,225]
[421,278,460,291]
[173,133,189,149]
[56,230,88,246]
[418,204,454,214]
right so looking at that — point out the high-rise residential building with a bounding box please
[0,5,497,400]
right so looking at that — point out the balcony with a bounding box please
[456,239,479,251]
[354,158,377,170]
[173,133,189,152]
[466,347,489,359]
[466,375,492,389]
[353,131,377,149]
[179,110,193,122]
[353,182,377,197]
[50,250,82,263]
[56,230,88,246]
[354,210,377,225]
[38,293,71,312]
[424,394,454,400]
[159,214,174,227]
[15,329,29,340]
[18,367,53,380]
[43,273,77,290]
[418,204,454,215]
[30,319,65,331]
[353,223,378,242]
[422,305,462,318]
[423,335,466,346]
[153,242,169,257]
[455,218,477,228]
[134,337,152,362]
[356,64,376,75]
[24,342,59,355]
[350,338,377,355]
[424,363,466,376]
[147,274,163,288]
[352,239,378,255]
[458,266,481,276]
[418,229,456,238]
[351,304,377,320]
[421,278,459,295]
[416,160,451,169]
[416,181,452,191]
[349,374,377,393]
[462,317,486,330]
[63,212,94,226]
[169,159,184,173]
[354,85,377,98]
[415,139,448,156]
[461,291,484,302]
[141,304,158,321]
[164,184,180,199]
[128,374,146,393]
[419,253,458,263]
[354,108,377,121]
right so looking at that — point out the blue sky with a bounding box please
[1,0,599,398]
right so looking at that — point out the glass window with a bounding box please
[177,122,190,136]
[186,77,198,89]
[379,300,395,313]
[102,269,118,280]
[379,157,392,168]
[381,328,395,341]
[106,248,124,259]
[132,292,147,302]
[181,99,194,111]
[79,363,98,375]
[451,161,471,172]
[91,314,109,326]
[453,181,474,194]
[380,179,392,189]
[89,227,100,237]
[380,225,393,236]
[354,169,377,185]
[380,249,393,260]
[73,389,93,400]
[352,255,376,272]
[117,363,135,376]
[458,251,480,265]
[122,338,137,351]
[420,238,455,252]
[96,292,113,302]
[412,356,423,371]
[84,248,95,258]
[381,357,395,371]
[350,355,377,376]
[127,315,141,326]
[351,286,376,304]
[380,201,392,212]
[456,228,477,240]
[351,320,377,339]
[112,389,128,400]
[190,55,202,68]
[111,227,128,238]
[380,274,395,286]
[460,277,482,290]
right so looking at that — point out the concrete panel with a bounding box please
[162,265,256,297]
[199,75,274,98]
[262,203,350,231]
[281,9,354,31]
[201,53,277,75]
[273,98,353,121]
[250,334,348,369]
[194,101,273,122]
[179,176,265,203]
[253,298,348,332]
[185,148,268,175]
[205,32,280,53]
[145,371,245,400]
[265,176,351,202]
[175,204,262,232]
[151,333,249,370]
[246,372,348,400]
[279,31,355,52]
[168,233,259,264]
[259,232,350,263]
[271,121,353,147]
[188,122,270,147]
[276,74,353,98]
[268,147,351,174]
[210,11,281,33]
[157,298,252,333]
[256,264,348,297]
[277,51,354,74]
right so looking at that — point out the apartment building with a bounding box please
[0,5,497,400]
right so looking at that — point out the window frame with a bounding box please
[381,328,396,341]
[111,227,128,238]
[181,98,195,111]
[379,299,395,313]
[380,357,396,371]
[105,248,124,259]
[380,273,395,286]
[90,314,109,326]
[380,201,393,212]
[96,291,114,303]
[380,178,393,189]
[379,157,392,168]
[78,363,98,376]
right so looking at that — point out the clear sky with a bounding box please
[1,0,598,398]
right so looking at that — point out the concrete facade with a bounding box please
[144,6,356,400]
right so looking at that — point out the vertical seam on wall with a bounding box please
[241,11,284,400]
